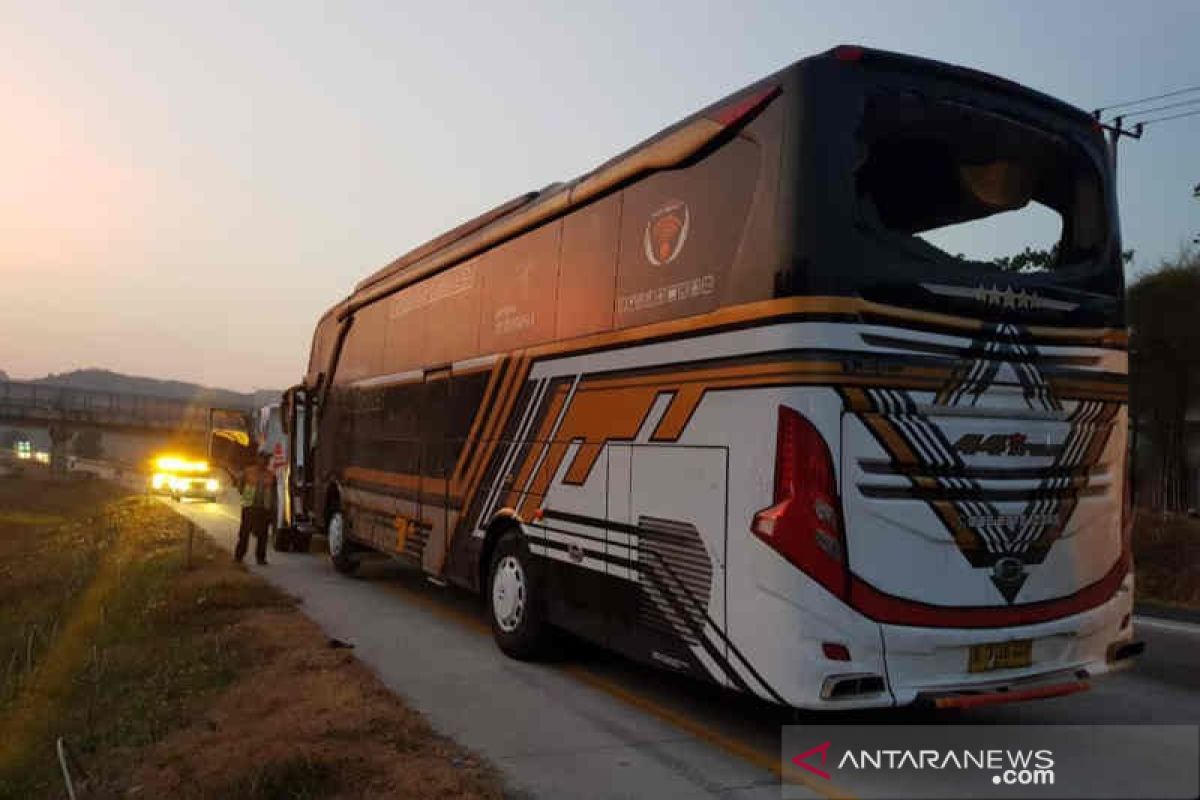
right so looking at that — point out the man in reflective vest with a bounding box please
[235,454,275,565]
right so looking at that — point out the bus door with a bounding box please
[421,365,452,574]
[608,443,730,685]
[283,385,314,529]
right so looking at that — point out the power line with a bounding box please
[1124,97,1200,119]
[1095,84,1200,114]
[1138,108,1200,126]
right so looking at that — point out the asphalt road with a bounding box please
[167,494,1200,799]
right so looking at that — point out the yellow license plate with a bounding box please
[968,640,1032,673]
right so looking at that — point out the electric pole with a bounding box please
[1092,112,1144,180]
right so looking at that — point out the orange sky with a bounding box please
[2,2,1197,392]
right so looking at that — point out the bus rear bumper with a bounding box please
[881,574,1136,707]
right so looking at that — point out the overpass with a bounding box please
[0,379,253,434]
[0,380,256,473]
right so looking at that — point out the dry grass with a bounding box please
[0,468,504,800]
[1133,509,1200,610]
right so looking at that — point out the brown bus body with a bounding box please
[302,56,797,590]
[296,43,1118,596]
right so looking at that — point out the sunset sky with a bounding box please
[2,0,1197,392]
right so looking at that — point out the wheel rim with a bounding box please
[491,555,526,633]
[328,512,344,558]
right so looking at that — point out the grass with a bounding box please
[1133,509,1200,610]
[0,466,504,800]
[225,755,341,800]
[0,473,258,798]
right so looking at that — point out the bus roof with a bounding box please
[327,45,1097,321]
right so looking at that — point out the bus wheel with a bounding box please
[488,531,547,660]
[328,511,358,575]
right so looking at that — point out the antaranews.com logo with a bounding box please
[780,724,1199,800]
[793,740,1055,786]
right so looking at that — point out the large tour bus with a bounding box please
[284,46,1140,709]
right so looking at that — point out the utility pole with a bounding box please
[1194,182,1199,245]
[1092,112,1144,181]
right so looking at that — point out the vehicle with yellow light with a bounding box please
[149,455,221,502]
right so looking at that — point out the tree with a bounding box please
[990,245,1135,273]
[1128,247,1200,512]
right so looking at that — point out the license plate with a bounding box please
[968,640,1032,673]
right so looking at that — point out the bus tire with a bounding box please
[487,530,548,660]
[327,510,358,575]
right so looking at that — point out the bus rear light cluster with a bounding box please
[821,642,851,662]
[705,85,782,130]
[832,44,864,63]
[751,406,849,601]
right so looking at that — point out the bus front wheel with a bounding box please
[327,511,358,575]
[488,531,548,660]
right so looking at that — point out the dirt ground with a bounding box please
[0,466,505,800]
[116,604,503,799]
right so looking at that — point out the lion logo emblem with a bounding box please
[643,200,690,266]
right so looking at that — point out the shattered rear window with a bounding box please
[854,92,1106,271]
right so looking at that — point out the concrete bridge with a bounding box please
[0,379,250,434]
[0,380,255,474]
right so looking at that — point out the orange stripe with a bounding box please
[451,359,504,486]
[459,354,531,521]
[523,296,1124,364]
[345,466,420,492]
[651,385,704,441]
[461,354,523,494]
[503,381,569,508]
[518,439,572,519]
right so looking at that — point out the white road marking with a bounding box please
[1134,615,1200,636]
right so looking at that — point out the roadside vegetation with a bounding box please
[1133,510,1200,611]
[0,465,502,799]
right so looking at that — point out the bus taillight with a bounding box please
[751,406,849,600]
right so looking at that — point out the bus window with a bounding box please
[383,259,481,371]
[615,136,761,329]
[335,301,387,385]
[478,222,561,353]
[424,260,482,365]
[306,312,337,387]
[557,193,620,340]
[854,92,1106,270]
[383,282,430,374]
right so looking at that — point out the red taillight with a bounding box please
[706,85,781,128]
[751,406,849,600]
[822,642,851,661]
[832,44,864,62]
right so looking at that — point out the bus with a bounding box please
[285,45,1140,709]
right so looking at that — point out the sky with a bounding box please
[1,0,1197,392]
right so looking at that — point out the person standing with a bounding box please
[234,455,274,565]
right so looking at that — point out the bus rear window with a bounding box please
[854,92,1105,271]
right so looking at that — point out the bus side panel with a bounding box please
[722,384,889,709]
[603,443,731,687]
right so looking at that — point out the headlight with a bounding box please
[205,479,218,492]
[152,473,167,489]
